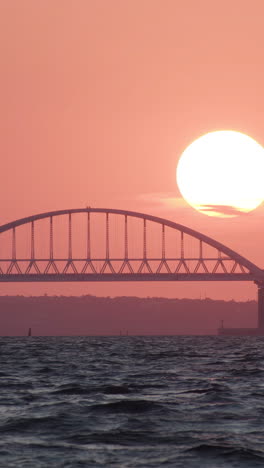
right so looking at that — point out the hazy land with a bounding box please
[0,295,257,336]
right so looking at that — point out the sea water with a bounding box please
[1,335,264,467]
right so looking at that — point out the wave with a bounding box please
[90,399,163,413]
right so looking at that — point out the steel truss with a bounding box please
[0,208,262,283]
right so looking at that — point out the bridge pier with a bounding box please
[256,282,264,329]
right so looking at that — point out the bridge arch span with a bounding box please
[0,207,262,277]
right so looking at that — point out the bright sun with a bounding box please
[176,130,264,217]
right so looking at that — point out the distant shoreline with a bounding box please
[0,294,257,303]
[0,295,257,336]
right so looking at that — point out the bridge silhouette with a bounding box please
[0,208,264,329]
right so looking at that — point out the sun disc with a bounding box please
[176,131,264,217]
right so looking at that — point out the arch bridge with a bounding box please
[0,208,264,327]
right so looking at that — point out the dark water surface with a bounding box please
[1,336,264,467]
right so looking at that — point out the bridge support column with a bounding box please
[256,282,264,329]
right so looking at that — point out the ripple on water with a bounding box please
[1,336,264,467]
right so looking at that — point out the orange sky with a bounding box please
[1,0,264,300]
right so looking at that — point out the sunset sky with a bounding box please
[1,0,264,300]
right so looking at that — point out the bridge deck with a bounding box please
[0,273,259,282]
